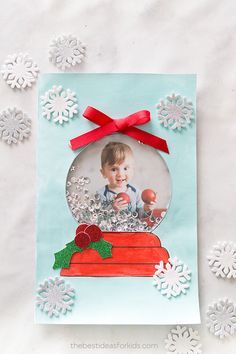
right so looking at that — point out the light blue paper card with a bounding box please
[36,73,200,324]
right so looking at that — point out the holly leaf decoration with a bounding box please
[88,239,112,259]
[53,241,82,269]
[53,232,113,270]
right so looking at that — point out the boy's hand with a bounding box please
[144,202,156,214]
[113,198,129,211]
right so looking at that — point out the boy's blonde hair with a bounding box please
[101,142,133,167]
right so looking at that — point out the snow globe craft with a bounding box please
[53,106,171,276]
[37,74,199,325]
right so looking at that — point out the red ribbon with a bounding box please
[70,106,169,154]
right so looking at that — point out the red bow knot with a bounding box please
[114,117,131,131]
[114,110,150,131]
[69,106,169,154]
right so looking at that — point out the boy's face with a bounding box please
[101,154,134,189]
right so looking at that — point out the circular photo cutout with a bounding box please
[66,134,171,232]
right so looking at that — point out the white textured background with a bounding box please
[0,1,236,353]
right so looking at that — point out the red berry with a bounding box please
[116,192,130,204]
[141,189,157,204]
[74,231,91,249]
[85,224,102,242]
[76,223,88,234]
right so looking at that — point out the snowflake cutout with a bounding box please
[157,93,194,131]
[41,85,78,124]
[1,53,39,89]
[206,298,236,339]
[0,108,31,145]
[208,241,236,279]
[165,326,202,354]
[49,35,86,70]
[36,277,75,317]
[153,257,191,299]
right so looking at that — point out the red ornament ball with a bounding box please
[85,224,103,242]
[74,231,91,249]
[141,189,157,204]
[116,192,130,204]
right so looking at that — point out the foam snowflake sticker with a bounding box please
[36,277,75,317]
[41,85,78,124]
[165,326,202,354]
[207,241,236,279]
[0,108,31,145]
[206,298,236,339]
[1,53,39,89]
[153,257,191,299]
[49,35,86,70]
[157,94,194,131]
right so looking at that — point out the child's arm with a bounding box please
[96,188,128,211]
[143,202,156,213]
[136,190,157,218]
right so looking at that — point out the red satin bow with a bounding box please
[70,106,169,154]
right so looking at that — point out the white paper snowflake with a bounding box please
[41,85,78,124]
[207,241,236,279]
[36,277,75,317]
[206,298,236,339]
[165,326,202,354]
[153,257,191,299]
[49,34,86,70]
[0,108,31,145]
[1,53,39,89]
[157,94,194,130]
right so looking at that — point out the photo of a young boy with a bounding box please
[97,141,156,219]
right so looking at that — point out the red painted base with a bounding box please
[61,232,169,277]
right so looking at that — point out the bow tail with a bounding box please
[123,127,169,154]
